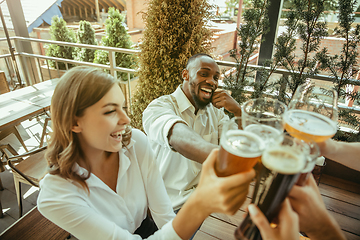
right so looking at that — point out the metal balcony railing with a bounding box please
[0,36,359,118]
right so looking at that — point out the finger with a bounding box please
[212,94,223,104]
[277,199,300,239]
[224,186,250,214]
[221,169,255,189]
[278,199,298,225]
[212,91,221,100]
[248,204,274,239]
[288,183,307,200]
[307,174,321,195]
[212,91,227,101]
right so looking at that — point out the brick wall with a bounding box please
[211,29,237,57]
[293,37,360,61]
[127,0,147,30]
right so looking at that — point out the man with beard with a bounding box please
[142,53,241,211]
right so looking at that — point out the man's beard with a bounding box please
[190,82,212,110]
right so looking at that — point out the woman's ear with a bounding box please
[71,117,82,133]
[182,69,189,81]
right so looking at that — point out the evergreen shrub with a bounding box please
[130,0,214,129]
[46,16,76,70]
[93,7,135,81]
[73,20,97,63]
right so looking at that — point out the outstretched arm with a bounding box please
[317,139,360,171]
[169,122,218,164]
[173,149,255,239]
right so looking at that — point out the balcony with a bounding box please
[0,36,359,239]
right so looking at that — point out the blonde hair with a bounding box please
[46,66,132,191]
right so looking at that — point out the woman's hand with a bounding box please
[173,149,255,240]
[249,198,300,240]
[193,148,255,216]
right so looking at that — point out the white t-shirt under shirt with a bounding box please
[37,129,181,240]
[142,85,230,210]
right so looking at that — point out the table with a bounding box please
[0,206,70,239]
[193,174,360,240]
[0,79,58,132]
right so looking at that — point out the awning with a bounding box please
[0,0,63,33]
[27,0,64,33]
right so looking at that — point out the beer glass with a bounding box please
[296,139,320,186]
[242,98,287,144]
[234,133,309,240]
[216,117,265,177]
[284,81,338,143]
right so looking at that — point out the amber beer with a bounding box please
[216,130,265,177]
[234,145,306,240]
[284,109,337,143]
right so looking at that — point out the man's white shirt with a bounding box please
[143,85,230,210]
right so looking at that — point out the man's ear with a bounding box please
[182,69,189,82]
[71,117,82,133]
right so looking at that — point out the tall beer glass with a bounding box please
[284,82,338,143]
[216,117,265,177]
[234,133,309,240]
[242,98,287,144]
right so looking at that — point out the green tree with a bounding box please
[222,0,270,106]
[73,20,97,63]
[46,16,76,70]
[130,0,214,129]
[93,7,135,81]
[226,0,360,141]
[281,0,338,18]
[271,0,328,104]
[316,0,360,142]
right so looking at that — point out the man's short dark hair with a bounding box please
[185,53,213,69]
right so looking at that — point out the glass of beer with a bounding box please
[295,137,320,186]
[234,133,309,240]
[216,117,265,177]
[242,98,287,144]
[284,81,338,143]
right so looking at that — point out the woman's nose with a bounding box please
[119,111,131,125]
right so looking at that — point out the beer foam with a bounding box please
[262,146,306,174]
[221,130,265,158]
[284,109,337,136]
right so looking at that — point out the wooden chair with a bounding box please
[39,117,51,148]
[0,144,22,218]
[0,206,70,240]
[0,126,28,152]
[5,146,48,218]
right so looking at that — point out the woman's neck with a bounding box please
[79,150,120,192]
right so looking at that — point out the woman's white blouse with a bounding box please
[37,129,181,240]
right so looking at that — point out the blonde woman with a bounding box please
[37,66,255,240]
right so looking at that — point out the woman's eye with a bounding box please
[105,110,116,115]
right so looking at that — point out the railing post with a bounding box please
[127,73,132,114]
[36,58,44,82]
[109,51,117,79]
